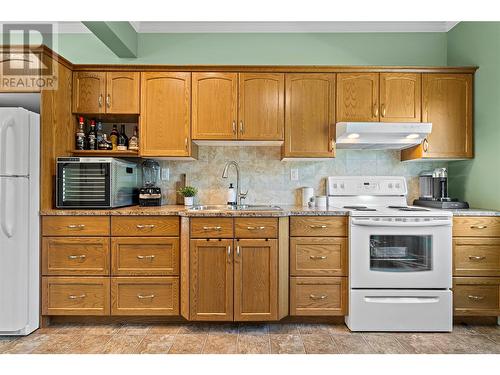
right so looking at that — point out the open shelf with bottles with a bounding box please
[72,149,139,157]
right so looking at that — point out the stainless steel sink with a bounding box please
[188,204,282,212]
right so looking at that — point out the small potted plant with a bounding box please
[178,186,197,206]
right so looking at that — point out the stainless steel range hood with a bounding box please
[336,122,432,150]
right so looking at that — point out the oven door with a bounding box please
[349,216,452,289]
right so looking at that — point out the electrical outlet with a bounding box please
[290,168,299,181]
[161,167,169,181]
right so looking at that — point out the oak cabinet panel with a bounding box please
[106,72,140,114]
[380,73,421,122]
[192,72,238,140]
[290,237,347,276]
[190,217,234,238]
[72,72,106,113]
[453,217,500,237]
[283,73,336,158]
[234,217,278,239]
[290,276,347,316]
[42,216,110,236]
[238,73,284,140]
[111,216,179,237]
[290,216,348,237]
[453,238,500,277]
[337,73,379,122]
[190,239,234,321]
[234,239,278,321]
[453,278,500,316]
[140,72,192,157]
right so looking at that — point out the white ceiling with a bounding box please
[56,21,459,34]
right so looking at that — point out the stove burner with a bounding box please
[344,205,377,211]
[387,206,430,212]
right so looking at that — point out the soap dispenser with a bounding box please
[227,183,236,206]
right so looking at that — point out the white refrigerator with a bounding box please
[0,107,40,335]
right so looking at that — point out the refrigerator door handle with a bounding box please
[0,178,13,238]
[0,116,14,175]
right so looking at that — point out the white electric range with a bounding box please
[327,176,453,332]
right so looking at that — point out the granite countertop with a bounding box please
[39,205,499,217]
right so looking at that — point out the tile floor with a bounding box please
[1,323,500,354]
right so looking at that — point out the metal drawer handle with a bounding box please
[309,294,328,300]
[137,294,155,299]
[467,295,485,301]
[68,294,86,300]
[203,226,222,231]
[68,254,86,260]
[310,255,327,260]
[247,226,265,230]
[309,225,327,229]
[67,224,86,230]
[136,224,156,229]
[137,255,156,261]
[470,225,488,229]
[468,255,486,261]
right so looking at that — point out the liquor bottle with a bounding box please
[117,124,128,151]
[88,119,97,150]
[75,117,86,150]
[98,134,113,150]
[96,121,104,144]
[109,124,119,150]
[128,126,139,151]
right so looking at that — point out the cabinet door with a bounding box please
[140,72,191,157]
[190,239,233,321]
[72,72,106,113]
[283,73,336,158]
[106,72,140,114]
[337,73,379,122]
[234,239,278,321]
[192,72,238,140]
[238,73,284,140]
[402,74,473,160]
[380,73,421,122]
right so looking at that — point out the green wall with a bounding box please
[53,32,447,65]
[447,22,500,210]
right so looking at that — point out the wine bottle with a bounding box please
[117,124,128,151]
[75,117,86,150]
[109,124,119,150]
[128,126,139,151]
[87,119,97,150]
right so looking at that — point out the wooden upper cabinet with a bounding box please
[379,73,421,122]
[283,73,336,158]
[106,72,140,114]
[402,73,473,160]
[234,239,278,321]
[337,73,379,122]
[192,72,238,140]
[72,72,106,113]
[238,73,284,140]
[140,72,192,157]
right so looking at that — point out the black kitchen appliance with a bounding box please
[139,159,162,206]
[414,168,469,209]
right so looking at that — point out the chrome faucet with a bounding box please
[221,161,248,205]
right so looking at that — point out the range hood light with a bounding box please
[406,133,420,139]
[347,133,360,139]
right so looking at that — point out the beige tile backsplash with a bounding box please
[155,146,447,206]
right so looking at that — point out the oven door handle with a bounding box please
[351,219,451,227]
[364,296,440,304]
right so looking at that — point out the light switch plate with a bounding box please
[161,167,169,181]
[290,168,299,181]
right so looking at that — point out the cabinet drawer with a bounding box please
[290,237,347,276]
[111,237,179,276]
[234,218,278,238]
[453,277,500,315]
[453,238,500,277]
[111,216,179,236]
[453,217,500,237]
[42,237,110,276]
[42,216,110,236]
[111,277,179,315]
[290,216,347,237]
[190,218,234,238]
[42,277,110,315]
[290,277,347,316]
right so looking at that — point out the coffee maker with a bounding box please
[413,168,469,209]
[139,159,162,206]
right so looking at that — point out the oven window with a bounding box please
[369,235,432,272]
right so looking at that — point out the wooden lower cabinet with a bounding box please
[190,239,234,321]
[290,237,347,276]
[42,277,110,316]
[453,237,500,277]
[453,277,500,316]
[290,216,348,237]
[111,277,179,316]
[234,239,278,321]
[290,277,347,316]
